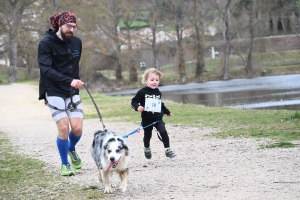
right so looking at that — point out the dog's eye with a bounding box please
[108,150,111,153]
[116,149,120,153]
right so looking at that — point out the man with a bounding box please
[37,12,84,176]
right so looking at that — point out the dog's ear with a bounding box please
[117,138,129,150]
[94,130,102,137]
[104,138,116,150]
[122,143,129,156]
[104,143,108,150]
[122,143,129,151]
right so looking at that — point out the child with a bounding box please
[131,68,176,159]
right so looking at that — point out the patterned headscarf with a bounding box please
[50,12,76,29]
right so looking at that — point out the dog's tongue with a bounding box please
[105,157,122,171]
[105,161,116,171]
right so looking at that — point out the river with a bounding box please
[103,74,300,110]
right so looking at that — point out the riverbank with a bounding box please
[103,74,300,110]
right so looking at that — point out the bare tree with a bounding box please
[236,0,257,76]
[267,0,297,35]
[187,0,207,81]
[79,0,126,81]
[233,0,298,76]
[141,0,164,70]
[119,0,142,82]
[0,0,36,83]
[162,0,188,83]
[229,0,257,76]
[214,0,242,80]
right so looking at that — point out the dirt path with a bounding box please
[1,83,299,200]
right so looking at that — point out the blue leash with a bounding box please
[122,121,157,138]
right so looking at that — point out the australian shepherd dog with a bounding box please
[90,130,130,193]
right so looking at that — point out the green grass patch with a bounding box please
[81,91,300,144]
[0,131,105,200]
[0,65,9,84]
[118,20,148,29]
[285,111,300,121]
[264,141,295,148]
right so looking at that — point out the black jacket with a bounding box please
[37,29,82,100]
[131,86,171,123]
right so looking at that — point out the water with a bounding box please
[103,74,300,110]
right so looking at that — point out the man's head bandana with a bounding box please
[50,12,76,29]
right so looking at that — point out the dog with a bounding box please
[90,129,130,193]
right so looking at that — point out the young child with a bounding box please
[131,68,176,159]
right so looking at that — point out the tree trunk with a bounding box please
[245,0,256,76]
[129,65,138,82]
[151,25,159,70]
[9,39,18,83]
[178,43,186,83]
[217,0,233,80]
[124,22,138,82]
[194,0,205,81]
[223,44,230,80]
[175,14,186,83]
[222,7,230,80]
[271,15,277,34]
[115,59,123,81]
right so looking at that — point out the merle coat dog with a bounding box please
[90,130,130,193]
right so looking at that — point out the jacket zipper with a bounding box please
[67,44,73,77]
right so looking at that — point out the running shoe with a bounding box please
[60,164,75,176]
[165,148,176,158]
[144,147,152,159]
[68,149,82,169]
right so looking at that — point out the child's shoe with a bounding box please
[144,147,152,159]
[165,148,176,158]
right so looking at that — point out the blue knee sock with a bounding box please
[68,130,81,151]
[56,137,69,165]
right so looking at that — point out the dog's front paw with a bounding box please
[119,185,127,193]
[104,186,113,193]
[111,182,117,188]
[120,182,127,193]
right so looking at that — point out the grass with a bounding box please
[0,131,106,200]
[0,65,9,84]
[118,20,149,29]
[264,141,295,148]
[81,91,300,143]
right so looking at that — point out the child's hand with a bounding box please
[137,106,144,112]
[167,113,172,117]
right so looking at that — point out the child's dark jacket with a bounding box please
[131,86,171,123]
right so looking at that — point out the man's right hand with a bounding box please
[71,79,85,89]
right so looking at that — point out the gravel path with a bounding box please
[1,83,300,200]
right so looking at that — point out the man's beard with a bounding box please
[60,29,73,41]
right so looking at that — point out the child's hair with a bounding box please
[141,68,164,85]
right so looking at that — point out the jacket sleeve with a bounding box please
[160,90,170,115]
[131,89,143,111]
[38,40,73,86]
[162,102,171,115]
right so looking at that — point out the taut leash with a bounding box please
[122,121,157,138]
[84,84,106,131]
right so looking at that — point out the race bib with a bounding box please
[144,98,161,113]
